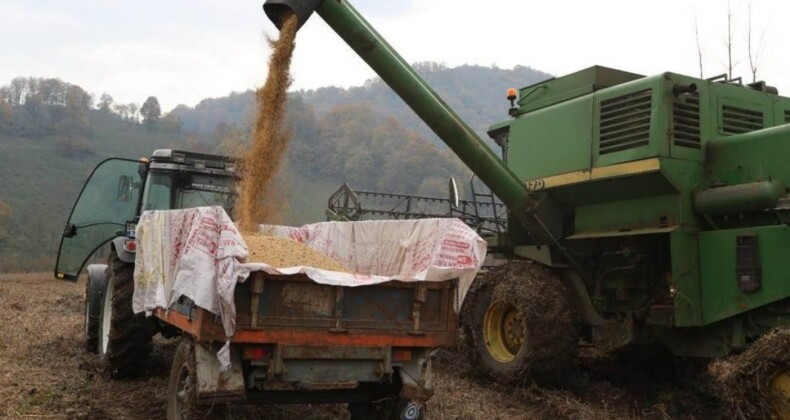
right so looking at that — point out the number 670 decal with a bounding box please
[525,179,546,191]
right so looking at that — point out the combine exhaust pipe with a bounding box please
[262,0,583,273]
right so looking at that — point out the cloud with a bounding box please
[2,0,790,111]
[0,5,76,26]
[350,0,415,16]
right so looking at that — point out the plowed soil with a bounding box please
[0,273,733,419]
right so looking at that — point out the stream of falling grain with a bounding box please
[236,11,299,231]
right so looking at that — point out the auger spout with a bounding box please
[262,0,569,252]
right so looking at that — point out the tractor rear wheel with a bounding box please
[98,253,152,378]
[463,262,578,385]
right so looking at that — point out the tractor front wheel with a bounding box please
[83,265,106,353]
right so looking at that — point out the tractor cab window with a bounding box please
[141,172,173,211]
[141,171,236,214]
[177,173,236,211]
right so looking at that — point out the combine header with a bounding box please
[326,180,507,236]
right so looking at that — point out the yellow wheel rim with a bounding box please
[771,370,790,419]
[483,300,526,363]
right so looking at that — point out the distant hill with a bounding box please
[171,63,552,144]
[0,63,552,271]
[301,63,552,143]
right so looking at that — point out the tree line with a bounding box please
[0,77,168,157]
[0,64,531,271]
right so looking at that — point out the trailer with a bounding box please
[54,151,485,419]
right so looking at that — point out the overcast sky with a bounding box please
[1,0,787,111]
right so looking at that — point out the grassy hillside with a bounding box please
[0,110,214,272]
[172,63,552,145]
[1,64,514,271]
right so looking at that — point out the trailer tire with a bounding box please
[98,253,152,378]
[466,262,578,385]
[84,264,106,353]
[167,338,226,420]
[349,397,424,420]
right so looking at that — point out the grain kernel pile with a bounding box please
[243,234,349,272]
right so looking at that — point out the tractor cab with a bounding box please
[55,149,239,280]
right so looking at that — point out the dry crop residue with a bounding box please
[0,273,739,419]
[236,11,299,231]
[243,234,348,272]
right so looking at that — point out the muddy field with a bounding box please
[0,273,734,419]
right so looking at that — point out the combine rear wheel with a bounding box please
[710,328,790,419]
[98,253,152,378]
[771,369,790,419]
[462,262,578,385]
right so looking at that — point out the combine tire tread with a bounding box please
[463,261,579,385]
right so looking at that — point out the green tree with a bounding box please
[159,113,183,138]
[97,93,114,112]
[140,96,161,130]
[0,97,12,133]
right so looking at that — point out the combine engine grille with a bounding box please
[599,89,653,155]
[672,92,701,149]
[721,105,764,135]
[784,109,790,124]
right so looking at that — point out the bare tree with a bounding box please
[726,0,733,79]
[7,78,26,107]
[128,103,139,123]
[746,4,767,82]
[694,12,704,78]
[113,103,129,120]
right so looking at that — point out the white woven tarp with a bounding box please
[133,206,486,368]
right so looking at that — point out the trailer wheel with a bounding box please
[349,397,424,420]
[167,338,225,420]
[98,253,152,378]
[466,262,578,385]
[84,265,106,353]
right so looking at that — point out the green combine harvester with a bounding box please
[264,0,790,413]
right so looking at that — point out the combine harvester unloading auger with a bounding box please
[265,0,790,416]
